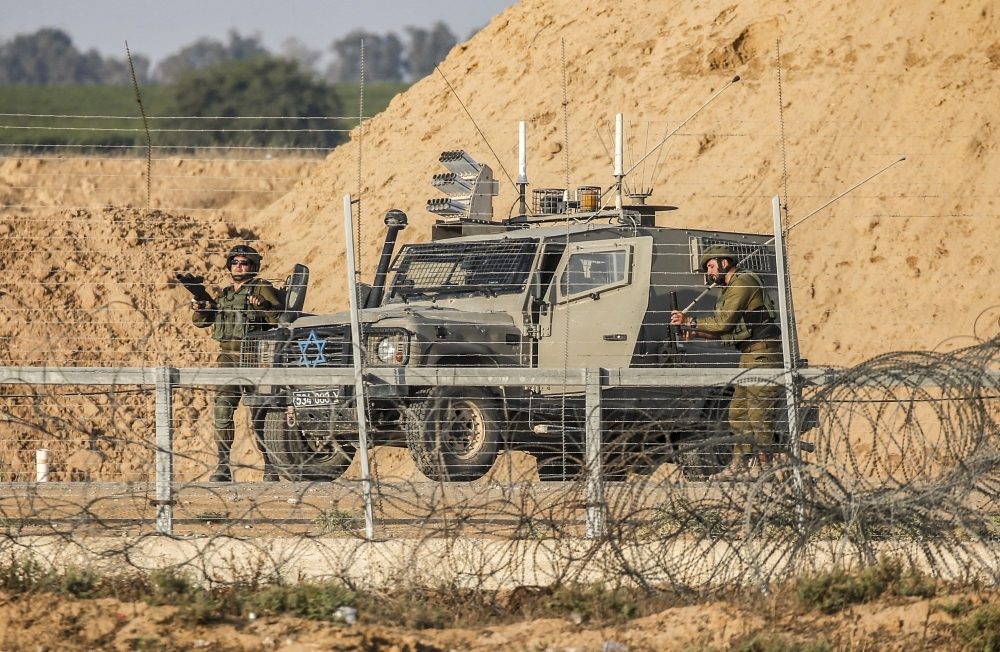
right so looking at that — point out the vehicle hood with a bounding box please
[290,306,516,330]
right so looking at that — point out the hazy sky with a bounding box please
[2,0,518,64]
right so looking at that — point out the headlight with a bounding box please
[377,338,397,362]
[366,331,409,365]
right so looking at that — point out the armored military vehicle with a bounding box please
[241,124,807,482]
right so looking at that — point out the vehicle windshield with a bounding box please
[388,238,538,300]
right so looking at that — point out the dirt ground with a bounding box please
[0,588,985,651]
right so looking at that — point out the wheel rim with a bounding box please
[307,436,348,463]
[442,399,487,460]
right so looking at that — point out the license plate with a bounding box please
[292,389,338,407]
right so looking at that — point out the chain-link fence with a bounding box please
[2,64,999,594]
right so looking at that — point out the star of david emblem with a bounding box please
[297,330,328,368]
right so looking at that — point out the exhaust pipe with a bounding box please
[367,209,408,308]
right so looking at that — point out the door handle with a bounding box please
[603,334,627,341]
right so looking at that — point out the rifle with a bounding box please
[673,290,720,341]
[174,273,214,305]
[664,291,680,357]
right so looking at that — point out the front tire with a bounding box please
[259,410,354,481]
[405,387,501,481]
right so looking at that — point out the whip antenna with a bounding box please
[125,41,151,216]
[355,39,365,277]
[785,156,906,233]
[435,65,515,190]
[625,75,740,177]
[680,155,906,314]
[776,40,790,219]
[561,38,571,199]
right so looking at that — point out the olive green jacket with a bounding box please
[696,270,779,348]
[192,277,284,351]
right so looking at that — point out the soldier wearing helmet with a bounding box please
[191,244,284,481]
[670,244,783,480]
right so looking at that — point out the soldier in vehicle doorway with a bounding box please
[670,245,782,481]
[191,244,284,482]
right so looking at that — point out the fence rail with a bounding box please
[0,363,829,538]
[4,363,996,539]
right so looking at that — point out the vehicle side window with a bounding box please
[559,248,629,299]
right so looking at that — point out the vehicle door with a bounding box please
[537,236,652,369]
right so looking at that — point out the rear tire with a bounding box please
[405,387,501,481]
[260,410,354,481]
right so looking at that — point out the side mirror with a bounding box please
[280,264,309,323]
[530,271,544,301]
[356,282,373,309]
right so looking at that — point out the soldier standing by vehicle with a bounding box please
[191,244,284,482]
[670,245,782,480]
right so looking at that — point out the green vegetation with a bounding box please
[0,553,674,628]
[535,584,642,622]
[735,635,833,652]
[0,553,137,599]
[0,85,174,150]
[169,58,342,149]
[312,507,364,533]
[955,604,1000,652]
[0,80,409,152]
[795,557,936,613]
[330,81,411,117]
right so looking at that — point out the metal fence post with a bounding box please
[344,194,376,541]
[772,196,806,532]
[585,368,604,539]
[154,366,174,535]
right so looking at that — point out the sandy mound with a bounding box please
[0,152,321,480]
[245,0,1000,367]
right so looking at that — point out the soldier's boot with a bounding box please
[715,455,750,482]
[262,462,280,482]
[209,465,232,482]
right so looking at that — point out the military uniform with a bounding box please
[694,270,782,460]
[193,273,283,481]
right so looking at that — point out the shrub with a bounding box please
[956,605,1000,652]
[739,634,833,652]
[795,557,934,613]
[169,58,344,150]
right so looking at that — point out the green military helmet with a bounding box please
[226,244,262,271]
[698,244,736,272]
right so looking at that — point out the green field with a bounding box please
[0,82,410,152]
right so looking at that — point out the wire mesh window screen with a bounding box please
[690,237,772,273]
[388,238,539,297]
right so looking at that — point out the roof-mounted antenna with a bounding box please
[626,75,741,177]
[517,121,529,216]
[614,113,624,210]
[679,155,906,314]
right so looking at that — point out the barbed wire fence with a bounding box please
[1,70,999,595]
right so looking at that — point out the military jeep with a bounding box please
[242,149,804,482]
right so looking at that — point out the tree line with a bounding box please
[0,24,461,85]
[0,25,463,150]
